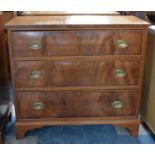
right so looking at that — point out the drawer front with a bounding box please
[11,30,143,57]
[79,31,143,55]
[15,60,140,88]
[16,91,137,119]
[11,31,79,57]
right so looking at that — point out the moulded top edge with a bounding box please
[5,15,150,29]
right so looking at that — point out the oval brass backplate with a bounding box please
[32,102,45,110]
[113,69,127,78]
[28,41,42,50]
[114,40,129,48]
[30,71,42,79]
[111,100,123,109]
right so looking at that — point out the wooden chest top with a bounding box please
[5,15,149,29]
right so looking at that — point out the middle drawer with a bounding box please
[15,60,140,88]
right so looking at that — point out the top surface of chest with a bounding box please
[5,15,149,29]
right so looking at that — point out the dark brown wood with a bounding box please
[0,12,14,144]
[0,14,5,85]
[0,12,8,87]
[6,15,149,139]
[0,12,16,85]
[2,12,16,79]
[11,30,143,57]
[16,90,138,119]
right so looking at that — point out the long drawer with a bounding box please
[16,90,138,119]
[11,30,143,57]
[15,60,141,88]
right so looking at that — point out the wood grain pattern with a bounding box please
[6,15,149,138]
[15,60,141,88]
[16,90,138,119]
[79,31,143,56]
[5,16,149,29]
[11,30,143,57]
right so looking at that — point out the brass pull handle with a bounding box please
[114,40,129,48]
[30,71,42,79]
[32,102,45,110]
[76,32,80,37]
[113,69,127,78]
[28,41,42,50]
[111,100,123,109]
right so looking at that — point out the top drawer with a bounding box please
[11,30,143,57]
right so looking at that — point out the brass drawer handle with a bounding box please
[32,102,45,110]
[30,71,42,79]
[111,100,123,109]
[76,32,80,37]
[113,69,127,78]
[28,41,42,50]
[114,40,129,48]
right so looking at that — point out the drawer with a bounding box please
[79,31,143,56]
[11,30,143,57]
[11,31,79,57]
[15,60,140,88]
[16,90,138,119]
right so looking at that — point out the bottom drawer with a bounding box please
[16,90,138,119]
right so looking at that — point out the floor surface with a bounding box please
[4,113,155,144]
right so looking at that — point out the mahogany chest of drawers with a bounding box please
[6,16,149,138]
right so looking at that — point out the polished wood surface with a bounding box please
[6,15,149,138]
[5,16,149,29]
[15,60,140,88]
[11,30,143,57]
[16,90,137,119]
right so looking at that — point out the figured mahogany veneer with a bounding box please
[16,90,137,119]
[5,15,149,139]
[11,31,143,57]
[15,60,140,88]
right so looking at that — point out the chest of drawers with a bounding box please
[6,16,149,139]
